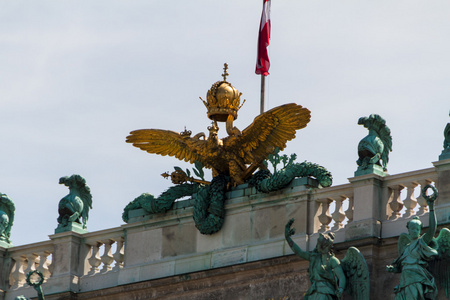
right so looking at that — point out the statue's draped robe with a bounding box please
[305,252,339,300]
[394,238,438,300]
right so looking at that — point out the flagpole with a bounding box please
[260,75,265,114]
[256,0,270,115]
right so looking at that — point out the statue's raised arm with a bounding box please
[285,218,310,260]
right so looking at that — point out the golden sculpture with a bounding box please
[126,64,311,186]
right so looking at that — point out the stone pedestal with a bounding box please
[0,247,12,296]
[347,174,384,240]
[433,159,450,224]
[55,222,88,234]
[46,232,90,294]
[354,164,387,177]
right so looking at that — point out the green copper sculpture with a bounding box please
[440,111,450,160]
[123,153,332,235]
[356,114,392,176]
[0,193,15,247]
[56,175,92,234]
[285,219,370,300]
[387,185,450,300]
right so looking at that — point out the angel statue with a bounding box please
[56,175,92,233]
[387,184,450,300]
[285,219,370,299]
[0,193,15,247]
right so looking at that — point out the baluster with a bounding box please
[317,198,333,232]
[112,237,124,271]
[23,253,38,276]
[10,255,27,288]
[36,251,52,280]
[47,253,54,275]
[345,195,354,226]
[100,240,114,273]
[416,180,432,215]
[388,185,404,220]
[87,242,102,275]
[332,196,346,230]
[402,182,418,218]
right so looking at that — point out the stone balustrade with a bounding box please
[1,159,449,300]
[8,240,54,289]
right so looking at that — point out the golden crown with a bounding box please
[201,63,245,122]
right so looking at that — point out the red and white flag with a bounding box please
[255,0,271,76]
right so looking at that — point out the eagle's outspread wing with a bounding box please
[126,129,210,167]
[224,103,311,163]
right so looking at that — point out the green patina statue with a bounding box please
[387,185,450,300]
[0,193,14,247]
[440,111,450,160]
[56,174,92,234]
[285,219,370,300]
[356,114,392,176]
[123,150,332,235]
[0,193,15,247]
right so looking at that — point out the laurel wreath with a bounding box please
[26,270,44,287]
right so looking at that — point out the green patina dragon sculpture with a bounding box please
[123,149,332,235]
[123,64,332,234]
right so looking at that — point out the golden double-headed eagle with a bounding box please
[127,64,311,186]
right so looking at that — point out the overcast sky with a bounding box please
[1,1,449,246]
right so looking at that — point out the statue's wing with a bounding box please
[429,228,450,299]
[372,115,392,167]
[126,129,210,167]
[398,233,412,256]
[81,183,93,226]
[0,193,15,242]
[223,103,310,163]
[341,247,370,300]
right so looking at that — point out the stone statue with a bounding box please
[0,193,15,247]
[56,175,92,233]
[387,185,450,300]
[356,114,392,175]
[285,219,370,299]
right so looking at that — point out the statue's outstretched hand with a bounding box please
[285,218,295,238]
[422,184,438,207]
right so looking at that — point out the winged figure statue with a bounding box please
[57,174,92,230]
[0,193,15,246]
[285,218,370,299]
[357,114,392,172]
[127,103,310,186]
[387,185,450,300]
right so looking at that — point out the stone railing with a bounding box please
[8,240,54,289]
[1,159,449,299]
[2,227,125,299]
